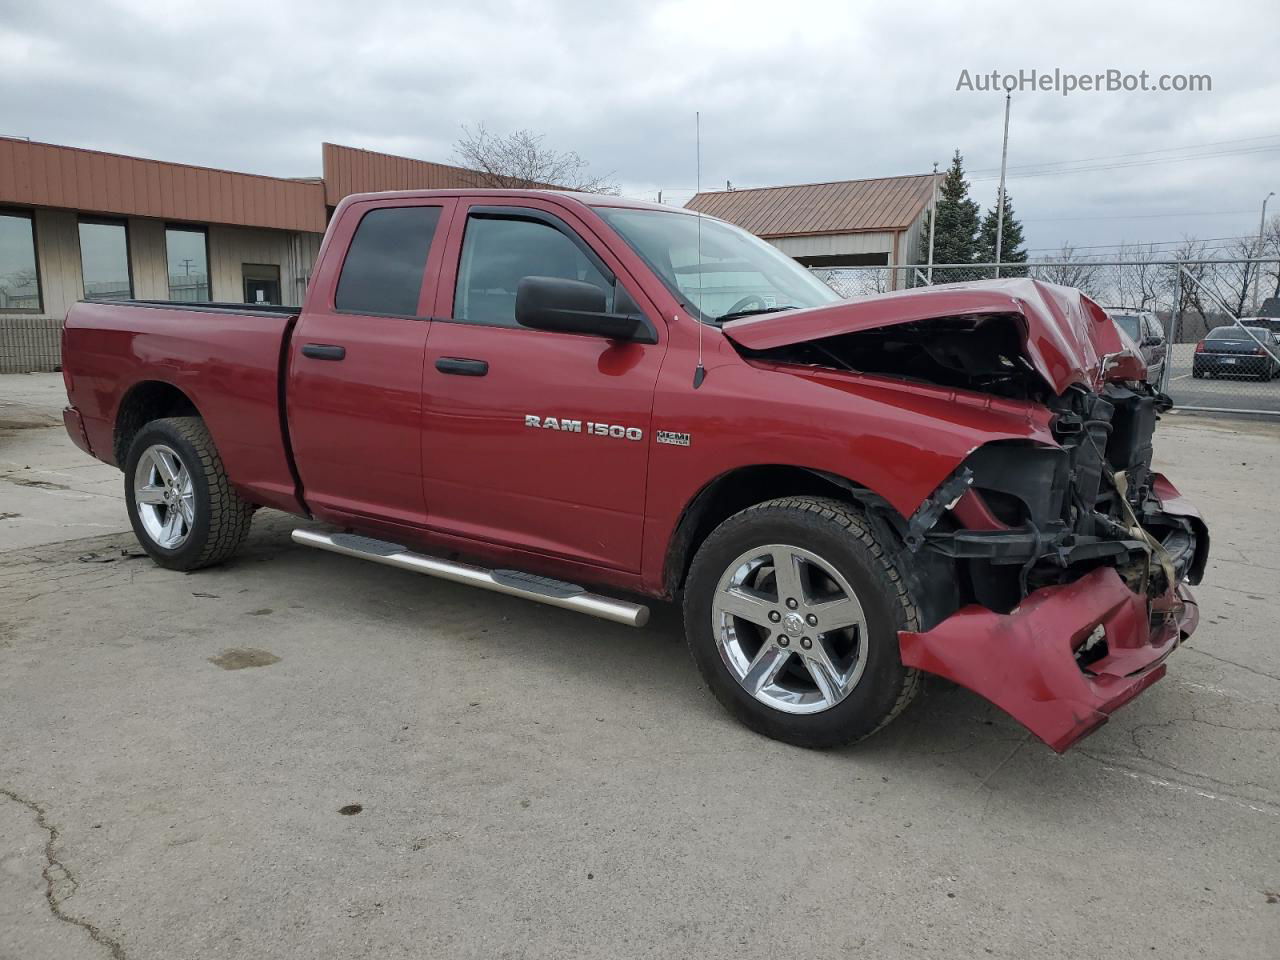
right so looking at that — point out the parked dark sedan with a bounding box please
[1193,325,1280,380]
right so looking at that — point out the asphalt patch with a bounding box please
[208,648,281,670]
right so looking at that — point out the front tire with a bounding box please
[682,497,921,749]
[124,417,254,571]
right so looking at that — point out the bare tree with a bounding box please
[1204,236,1261,317]
[452,124,619,194]
[1160,237,1212,341]
[1032,244,1102,297]
[0,268,38,309]
[811,268,890,297]
[1114,243,1164,311]
[1263,212,1280,303]
[866,269,893,295]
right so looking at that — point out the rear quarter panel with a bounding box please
[62,301,302,513]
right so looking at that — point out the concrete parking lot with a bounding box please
[2,373,1278,960]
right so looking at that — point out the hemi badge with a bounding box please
[656,430,691,447]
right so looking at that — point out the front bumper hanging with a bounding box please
[899,566,1198,752]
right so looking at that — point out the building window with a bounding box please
[165,226,210,302]
[243,263,281,305]
[78,219,133,300]
[0,211,41,312]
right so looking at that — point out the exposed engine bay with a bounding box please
[756,313,1053,402]
[908,382,1208,620]
[738,312,1210,625]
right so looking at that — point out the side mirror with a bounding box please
[515,276,645,341]
[1141,335,1163,347]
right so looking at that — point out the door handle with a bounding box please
[435,357,489,377]
[301,343,346,361]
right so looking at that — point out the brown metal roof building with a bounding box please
[686,174,937,271]
[1,139,936,372]
[0,139,495,372]
[320,143,513,206]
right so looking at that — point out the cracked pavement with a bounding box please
[1,375,1278,959]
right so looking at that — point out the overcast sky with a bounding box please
[3,0,1278,256]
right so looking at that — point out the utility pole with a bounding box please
[1253,191,1274,313]
[993,93,1011,278]
[1172,259,1183,347]
[926,161,938,284]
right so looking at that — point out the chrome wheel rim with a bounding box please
[712,543,869,715]
[133,443,195,549]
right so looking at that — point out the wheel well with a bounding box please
[114,381,200,466]
[664,465,888,596]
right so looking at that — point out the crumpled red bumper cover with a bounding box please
[899,567,1199,752]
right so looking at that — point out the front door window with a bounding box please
[453,214,613,327]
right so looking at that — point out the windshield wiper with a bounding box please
[716,305,798,323]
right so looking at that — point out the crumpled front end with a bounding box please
[721,277,1210,750]
[893,379,1209,752]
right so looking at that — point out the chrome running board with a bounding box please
[291,529,650,628]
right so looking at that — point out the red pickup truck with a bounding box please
[61,188,1208,752]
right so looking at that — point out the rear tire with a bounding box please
[124,417,254,571]
[682,496,920,749]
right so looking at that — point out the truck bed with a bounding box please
[61,299,304,514]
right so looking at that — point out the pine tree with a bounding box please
[977,190,1028,276]
[917,150,980,272]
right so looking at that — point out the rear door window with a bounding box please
[336,206,442,317]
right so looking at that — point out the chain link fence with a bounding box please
[811,259,1280,417]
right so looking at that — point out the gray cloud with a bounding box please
[2,0,1278,253]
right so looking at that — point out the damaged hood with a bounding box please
[722,278,1135,395]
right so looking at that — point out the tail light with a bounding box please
[1194,341,1205,353]
[1255,345,1266,356]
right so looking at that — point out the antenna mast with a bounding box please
[693,111,706,388]
[994,93,1012,278]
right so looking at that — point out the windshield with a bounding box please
[1208,326,1265,340]
[596,207,842,323]
[1110,314,1140,340]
